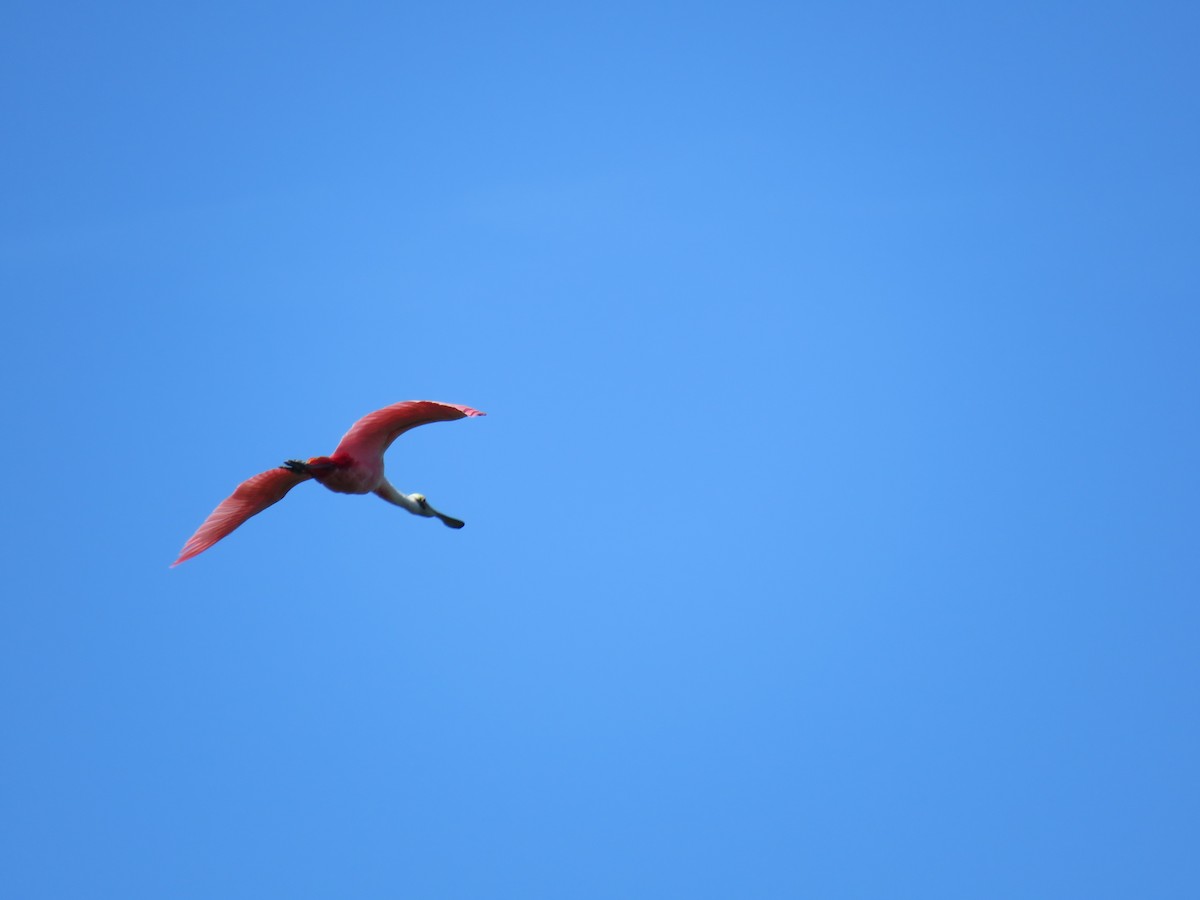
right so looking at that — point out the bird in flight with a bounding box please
[173,400,485,566]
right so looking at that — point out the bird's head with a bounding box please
[408,493,465,529]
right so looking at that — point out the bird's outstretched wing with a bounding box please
[173,467,311,566]
[332,400,485,465]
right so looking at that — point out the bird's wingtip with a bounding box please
[427,401,486,417]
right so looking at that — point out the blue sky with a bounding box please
[2,2,1198,897]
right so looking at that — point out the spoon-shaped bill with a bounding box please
[428,504,465,529]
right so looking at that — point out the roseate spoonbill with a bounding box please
[173,400,485,566]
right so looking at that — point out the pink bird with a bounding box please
[173,400,485,566]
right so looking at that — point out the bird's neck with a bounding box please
[374,479,423,513]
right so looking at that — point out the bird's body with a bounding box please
[173,400,484,566]
[311,460,380,495]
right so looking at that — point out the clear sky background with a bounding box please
[2,2,1198,897]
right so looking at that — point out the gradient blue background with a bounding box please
[2,2,1198,897]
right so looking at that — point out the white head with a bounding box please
[408,493,465,529]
